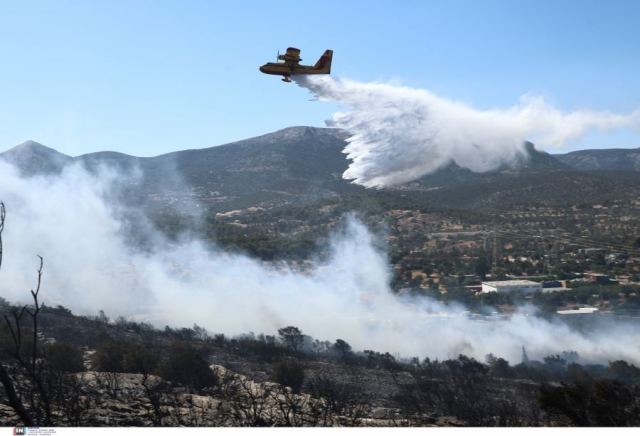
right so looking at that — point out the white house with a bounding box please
[481,280,542,294]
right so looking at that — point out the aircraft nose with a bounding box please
[259,65,266,73]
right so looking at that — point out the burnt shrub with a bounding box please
[45,342,85,373]
[607,360,640,385]
[159,342,216,390]
[93,340,159,375]
[539,379,640,426]
[271,358,305,393]
[235,335,284,362]
[93,340,128,372]
[306,373,366,421]
[122,344,158,375]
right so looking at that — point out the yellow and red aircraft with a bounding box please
[260,47,333,82]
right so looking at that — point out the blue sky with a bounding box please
[1,0,639,156]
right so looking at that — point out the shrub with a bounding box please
[93,340,159,375]
[159,342,216,390]
[122,345,158,375]
[271,358,305,393]
[93,340,128,372]
[45,342,85,373]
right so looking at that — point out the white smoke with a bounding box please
[1,161,639,364]
[296,76,640,187]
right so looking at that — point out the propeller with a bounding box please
[277,50,280,62]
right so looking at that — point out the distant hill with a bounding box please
[1,127,356,210]
[555,148,640,171]
[0,140,72,176]
[2,128,640,211]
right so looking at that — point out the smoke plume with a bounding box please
[1,161,640,364]
[296,76,640,187]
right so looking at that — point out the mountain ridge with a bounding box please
[2,127,640,212]
[554,147,640,171]
[7,128,637,172]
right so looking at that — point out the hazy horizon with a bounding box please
[3,125,640,159]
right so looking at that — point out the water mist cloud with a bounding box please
[1,162,640,364]
[296,76,640,187]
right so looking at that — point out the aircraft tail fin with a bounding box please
[313,49,333,74]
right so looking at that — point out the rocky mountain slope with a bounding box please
[2,127,640,211]
[555,147,640,171]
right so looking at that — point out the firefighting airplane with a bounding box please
[259,47,333,82]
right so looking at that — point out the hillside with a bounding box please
[0,140,73,176]
[555,147,640,171]
[2,128,640,212]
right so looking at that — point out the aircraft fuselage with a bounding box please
[259,49,332,82]
[259,63,326,80]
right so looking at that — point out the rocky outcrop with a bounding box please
[0,364,428,427]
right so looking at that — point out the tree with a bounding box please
[278,326,304,353]
[0,255,52,424]
[0,202,4,269]
[475,254,490,280]
[0,202,37,425]
[0,203,90,425]
[332,339,353,363]
[486,354,512,378]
